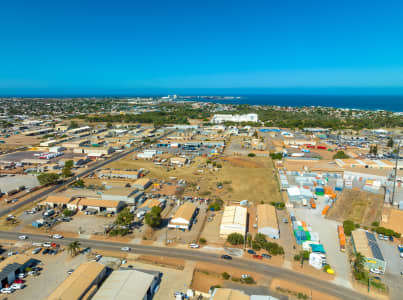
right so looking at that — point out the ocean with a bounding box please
[183,95,403,112]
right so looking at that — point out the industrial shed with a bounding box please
[351,230,386,272]
[75,198,125,214]
[219,206,247,238]
[257,204,279,239]
[132,178,152,190]
[92,269,160,300]
[168,202,197,230]
[47,262,107,300]
[0,254,36,288]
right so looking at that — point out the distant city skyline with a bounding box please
[1,0,403,95]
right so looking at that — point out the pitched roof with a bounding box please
[47,262,106,300]
[170,202,196,223]
[257,204,278,230]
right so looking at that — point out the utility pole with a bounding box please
[391,141,401,205]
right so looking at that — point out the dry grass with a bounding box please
[381,208,403,234]
[327,189,384,226]
[106,155,281,204]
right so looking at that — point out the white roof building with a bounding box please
[92,269,160,300]
[211,113,258,124]
[219,206,247,238]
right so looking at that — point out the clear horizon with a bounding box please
[1,1,403,94]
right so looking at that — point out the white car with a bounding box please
[43,242,52,247]
[370,268,383,275]
[241,274,250,279]
[0,287,14,294]
[52,234,63,239]
[18,235,28,240]
[95,255,102,261]
[121,247,131,252]
[18,273,26,278]
[11,283,24,290]
[189,244,200,249]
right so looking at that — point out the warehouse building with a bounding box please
[75,198,125,214]
[168,202,197,230]
[92,269,160,300]
[257,204,279,239]
[0,255,36,288]
[132,178,152,190]
[47,262,107,300]
[219,206,247,238]
[101,187,143,205]
[351,230,386,272]
[97,169,142,179]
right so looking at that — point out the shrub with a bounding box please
[222,272,230,280]
[371,221,379,227]
[333,151,350,159]
[343,220,355,236]
[227,233,244,245]
[248,153,256,157]
[270,152,283,160]
[323,265,331,272]
[294,254,301,261]
[242,276,255,284]
[199,237,207,244]
[251,241,261,251]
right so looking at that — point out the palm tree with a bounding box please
[354,252,365,275]
[68,241,80,257]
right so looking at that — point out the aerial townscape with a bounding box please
[1,1,403,300]
[0,95,400,300]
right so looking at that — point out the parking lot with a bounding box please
[2,250,87,300]
[0,174,39,194]
[53,213,114,236]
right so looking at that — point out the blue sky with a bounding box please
[0,0,403,95]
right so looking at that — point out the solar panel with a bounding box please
[366,232,376,242]
[370,243,384,261]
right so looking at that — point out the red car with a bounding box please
[13,279,24,284]
[253,254,263,260]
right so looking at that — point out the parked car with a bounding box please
[95,254,102,261]
[18,235,28,240]
[247,249,256,255]
[52,234,63,239]
[10,283,24,290]
[370,268,383,275]
[253,254,263,260]
[42,248,50,255]
[262,253,272,259]
[67,269,74,275]
[189,244,200,249]
[221,255,232,260]
[18,273,26,279]
[121,247,131,252]
[43,242,52,247]
[241,274,250,279]
[389,236,394,242]
[0,287,14,294]
[32,247,42,254]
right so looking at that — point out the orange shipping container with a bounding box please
[310,198,316,209]
[322,205,330,215]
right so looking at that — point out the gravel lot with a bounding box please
[0,174,39,194]
[53,214,114,235]
[3,251,87,300]
[290,195,351,288]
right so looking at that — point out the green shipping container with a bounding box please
[316,191,324,196]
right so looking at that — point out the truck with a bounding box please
[310,198,316,209]
[43,209,55,217]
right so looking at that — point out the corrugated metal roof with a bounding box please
[257,204,278,230]
[92,270,155,300]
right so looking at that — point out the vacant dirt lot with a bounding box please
[270,279,341,300]
[0,134,39,148]
[381,208,403,234]
[327,189,384,226]
[107,155,281,204]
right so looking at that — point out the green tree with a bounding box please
[37,173,60,185]
[116,208,134,226]
[333,151,350,159]
[227,233,244,245]
[145,206,162,228]
[68,241,81,257]
[63,209,74,217]
[387,138,394,148]
[343,220,356,236]
[68,121,79,129]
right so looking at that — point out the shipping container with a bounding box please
[322,205,330,215]
[310,198,316,209]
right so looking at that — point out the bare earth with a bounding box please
[326,189,384,226]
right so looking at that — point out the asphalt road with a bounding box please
[0,231,372,300]
[0,130,174,218]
